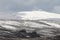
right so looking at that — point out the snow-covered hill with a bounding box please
[16,10,60,20]
[0,10,60,37]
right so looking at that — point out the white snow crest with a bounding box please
[16,10,60,20]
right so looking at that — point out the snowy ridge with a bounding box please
[17,10,60,20]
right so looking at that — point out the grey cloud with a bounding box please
[52,6,60,13]
[0,0,60,12]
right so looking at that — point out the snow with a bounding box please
[0,20,60,36]
[23,21,52,28]
[41,21,60,28]
[0,20,52,31]
[0,10,60,37]
[0,21,21,26]
[17,10,60,20]
[1,24,17,30]
[0,21,22,31]
[0,10,60,35]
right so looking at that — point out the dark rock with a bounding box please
[15,30,40,38]
[54,35,60,40]
[27,31,40,38]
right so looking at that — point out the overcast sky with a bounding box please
[0,0,60,19]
